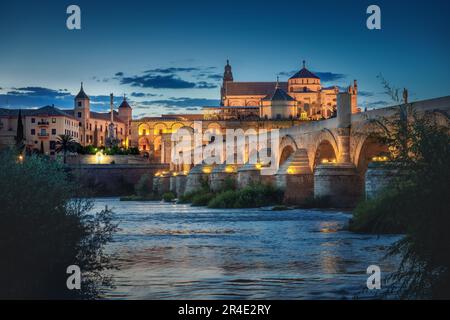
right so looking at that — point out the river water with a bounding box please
[93,198,400,300]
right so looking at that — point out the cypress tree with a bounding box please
[15,109,24,148]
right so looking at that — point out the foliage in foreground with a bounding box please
[350,88,450,298]
[207,183,284,209]
[0,149,117,299]
[162,192,176,202]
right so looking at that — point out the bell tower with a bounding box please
[74,82,90,144]
[221,59,234,106]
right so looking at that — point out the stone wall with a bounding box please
[67,154,148,165]
[68,163,169,196]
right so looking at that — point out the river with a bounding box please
[92,198,400,300]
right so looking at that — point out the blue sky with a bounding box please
[0,0,449,117]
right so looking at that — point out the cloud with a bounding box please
[7,87,71,98]
[196,81,218,89]
[368,100,389,108]
[314,72,346,82]
[358,90,374,97]
[144,67,201,74]
[120,74,196,89]
[138,97,219,109]
[130,92,159,98]
[114,66,219,89]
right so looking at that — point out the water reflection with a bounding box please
[93,199,400,299]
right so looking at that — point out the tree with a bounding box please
[351,77,450,298]
[15,109,24,150]
[0,149,117,299]
[56,134,77,164]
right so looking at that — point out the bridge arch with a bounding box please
[354,136,389,174]
[278,135,298,167]
[312,129,339,168]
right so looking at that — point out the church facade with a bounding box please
[205,60,359,121]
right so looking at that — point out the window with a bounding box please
[31,129,35,135]
[50,141,56,150]
[52,118,56,123]
[31,118,35,123]
[77,112,82,118]
[52,129,56,135]
[78,101,82,107]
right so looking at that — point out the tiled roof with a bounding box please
[0,106,76,118]
[90,110,125,123]
[225,82,288,96]
[289,67,320,80]
[262,87,295,102]
[75,84,89,100]
[119,98,131,109]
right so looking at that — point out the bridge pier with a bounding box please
[209,163,238,192]
[155,173,171,196]
[175,172,187,197]
[169,174,177,194]
[237,163,274,188]
[314,163,363,208]
[152,175,160,195]
[276,149,313,204]
[184,164,214,195]
[365,162,398,199]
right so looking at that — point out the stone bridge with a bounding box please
[155,95,450,207]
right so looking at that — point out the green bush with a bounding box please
[207,190,239,208]
[0,149,117,299]
[349,187,406,234]
[177,187,209,204]
[191,192,215,206]
[207,183,283,208]
[221,176,237,192]
[162,192,176,202]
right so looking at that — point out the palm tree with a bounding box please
[55,134,76,164]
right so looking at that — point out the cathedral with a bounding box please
[206,60,359,120]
